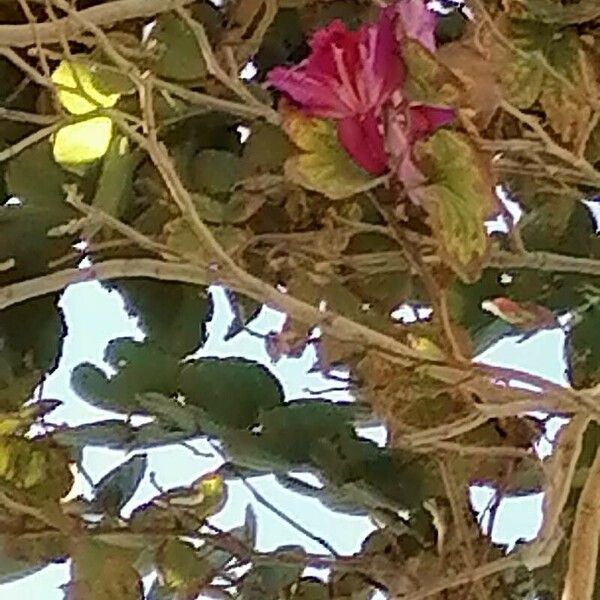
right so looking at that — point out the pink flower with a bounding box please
[268,9,401,175]
[268,0,449,177]
[267,13,401,120]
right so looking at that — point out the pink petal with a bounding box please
[268,9,404,119]
[398,154,426,188]
[310,20,360,79]
[394,0,437,52]
[372,6,404,88]
[267,67,349,119]
[408,105,455,140]
[337,112,388,175]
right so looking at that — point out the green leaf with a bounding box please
[495,20,596,143]
[69,540,143,600]
[5,142,70,209]
[585,124,600,164]
[53,420,135,449]
[150,15,206,81]
[92,454,147,515]
[281,107,378,200]
[179,357,284,429]
[0,203,77,284]
[435,11,467,45]
[89,135,135,223]
[112,280,213,357]
[254,8,305,73]
[0,533,67,585]
[192,150,243,195]
[241,124,294,176]
[71,339,181,413]
[291,578,329,600]
[506,0,600,24]
[0,297,66,410]
[240,558,303,599]
[156,539,215,595]
[259,401,356,465]
[566,302,600,389]
[412,130,493,282]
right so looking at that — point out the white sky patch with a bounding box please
[237,125,251,143]
[496,184,523,223]
[391,303,418,323]
[141,20,156,43]
[391,303,432,323]
[240,60,258,81]
[583,197,600,232]
[487,185,523,233]
[78,256,92,269]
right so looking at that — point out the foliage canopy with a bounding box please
[1,0,600,598]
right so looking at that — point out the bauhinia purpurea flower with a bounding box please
[268,0,455,183]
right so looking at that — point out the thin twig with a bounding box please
[500,100,600,187]
[437,459,490,600]
[209,441,339,556]
[0,123,61,162]
[0,0,196,47]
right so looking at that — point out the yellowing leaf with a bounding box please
[281,107,379,200]
[0,400,60,437]
[157,539,213,594]
[492,20,596,143]
[153,472,227,518]
[406,334,446,361]
[492,20,553,109]
[403,39,459,106]
[539,30,596,144]
[411,130,494,282]
[53,117,113,164]
[52,61,120,115]
[0,438,72,501]
[69,540,143,600]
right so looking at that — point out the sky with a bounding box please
[0,276,568,599]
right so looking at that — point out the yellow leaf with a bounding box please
[412,130,495,282]
[53,117,113,164]
[406,334,446,361]
[52,61,120,115]
[0,438,72,501]
[281,107,379,200]
[153,472,227,518]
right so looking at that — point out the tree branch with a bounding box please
[489,249,600,277]
[561,442,600,600]
[0,0,195,47]
[0,259,208,311]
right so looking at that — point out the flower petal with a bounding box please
[393,0,437,52]
[409,105,455,139]
[268,67,349,118]
[337,112,388,175]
